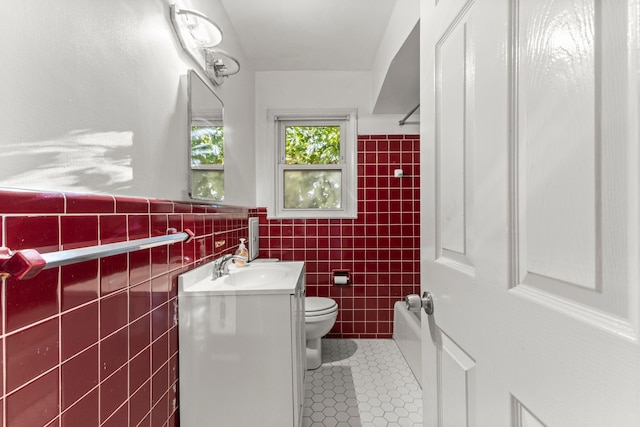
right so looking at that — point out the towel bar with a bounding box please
[0,228,194,280]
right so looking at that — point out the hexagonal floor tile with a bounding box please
[302,339,422,427]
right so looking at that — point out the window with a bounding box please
[190,117,224,200]
[272,109,357,218]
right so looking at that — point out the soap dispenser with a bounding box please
[234,238,249,267]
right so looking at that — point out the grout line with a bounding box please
[3,361,59,402]
[96,212,103,425]
[100,393,129,427]
[127,285,131,427]
[59,383,99,420]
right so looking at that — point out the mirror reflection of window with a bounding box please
[191,118,224,200]
[188,70,224,201]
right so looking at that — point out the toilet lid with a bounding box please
[305,297,338,316]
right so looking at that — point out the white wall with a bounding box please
[0,0,256,205]
[254,71,419,210]
[0,0,415,209]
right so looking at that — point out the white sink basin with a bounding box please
[180,261,303,295]
[221,264,289,287]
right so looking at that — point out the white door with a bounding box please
[420,0,640,425]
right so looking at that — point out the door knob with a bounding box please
[405,291,434,315]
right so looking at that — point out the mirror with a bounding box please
[188,69,225,201]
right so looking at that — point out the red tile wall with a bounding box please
[0,188,253,427]
[0,133,420,424]
[258,134,421,339]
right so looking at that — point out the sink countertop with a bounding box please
[178,260,304,296]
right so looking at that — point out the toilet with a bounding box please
[305,297,338,370]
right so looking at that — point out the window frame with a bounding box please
[270,109,358,219]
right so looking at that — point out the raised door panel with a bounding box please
[511,397,546,427]
[435,0,476,274]
[512,0,636,334]
[439,333,476,427]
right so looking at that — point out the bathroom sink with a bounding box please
[178,259,306,426]
[180,261,303,295]
[221,264,289,287]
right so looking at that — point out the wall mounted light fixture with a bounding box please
[172,6,223,48]
[206,49,240,82]
[170,4,240,86]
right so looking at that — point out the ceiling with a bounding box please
[219,0,399,71]
[215,0,419,116]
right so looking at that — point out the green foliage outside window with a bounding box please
[192,126,224,165]
[284,170,341,209]
[191,170,224,200]
[285,126,340,164]
[191,125,224,200]
[283,125,342,209]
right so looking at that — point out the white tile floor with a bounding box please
[302,339,423,427]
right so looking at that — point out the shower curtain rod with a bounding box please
[0,228,194,280]
[399,104,420,126]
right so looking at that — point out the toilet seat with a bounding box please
[305,297,338,317]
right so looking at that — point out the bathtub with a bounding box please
[392,300,422,387]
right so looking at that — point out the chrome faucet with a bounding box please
[212,254,248,280]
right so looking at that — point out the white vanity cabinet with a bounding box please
[178,261,306,427]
